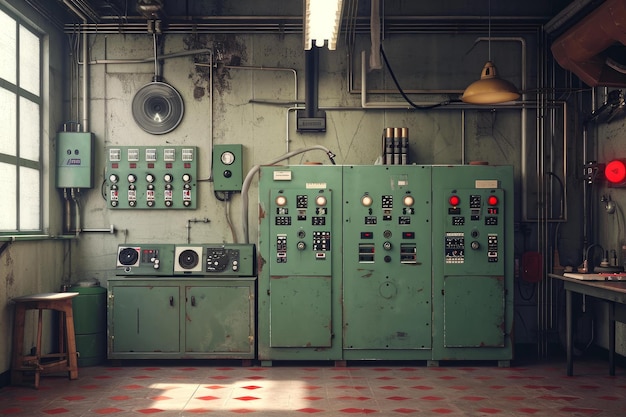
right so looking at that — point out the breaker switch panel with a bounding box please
[105,146,197,209]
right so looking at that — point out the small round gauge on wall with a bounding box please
[221,151,236,165]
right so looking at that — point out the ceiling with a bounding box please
[27,0,582,35]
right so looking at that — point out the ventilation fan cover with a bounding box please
[132,81,184,135]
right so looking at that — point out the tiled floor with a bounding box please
[1,356,625,416]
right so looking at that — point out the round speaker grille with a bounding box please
[118,248,139,266]
[178,249,199,270]
[132,82,184,135]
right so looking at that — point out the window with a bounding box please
[0,7,42,233]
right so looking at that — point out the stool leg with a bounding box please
[64,305,78,380]
[11,305,26,386]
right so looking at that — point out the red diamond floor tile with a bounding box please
[1,356,626,416]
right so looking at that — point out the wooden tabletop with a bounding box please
[12,292,80,303]
[549,274,626,295]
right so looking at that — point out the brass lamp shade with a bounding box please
[462,61,520,104]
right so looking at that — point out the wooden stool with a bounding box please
[11,292,80,389]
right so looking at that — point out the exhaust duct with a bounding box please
[551,0,626,87]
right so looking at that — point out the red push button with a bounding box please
[488,195,499,206]
[449,195,460,206]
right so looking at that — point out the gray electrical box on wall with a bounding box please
[212,144,243,192]
[56,132,95,189]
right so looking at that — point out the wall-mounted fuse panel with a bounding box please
[105,146,198,209]
[56,132,95,189]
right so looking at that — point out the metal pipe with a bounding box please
[64,0,89,132]
[86,48,213,65]
[224,65,298,102]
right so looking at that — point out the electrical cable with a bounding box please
[379,45,458,110]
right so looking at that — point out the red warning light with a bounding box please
[449,195,460,206]
[488,195,499,206]
[605,159,626,185]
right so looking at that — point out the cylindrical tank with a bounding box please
[70,280,106,366]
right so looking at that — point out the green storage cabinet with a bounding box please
[70,281,107,366]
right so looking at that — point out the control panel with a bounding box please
[105,146,197,209]
[115,244,175,276]
[269,188,334,275]
[212,144,244,192]
[441,188,505,276]
[173,244,256,277]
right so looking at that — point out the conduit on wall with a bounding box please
[551,0,626,87]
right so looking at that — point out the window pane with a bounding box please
[19,25,39,96]
[19,96,39,161]
[0,9,16,84]
[19,166,40,230]
[0,87,16,156]
[0,162,17,230]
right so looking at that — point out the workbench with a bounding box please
[549,274,626,376]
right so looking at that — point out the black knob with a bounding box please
[224,170,232,178]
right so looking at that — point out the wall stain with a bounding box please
[183,34,248,99]
[3,248,14,287]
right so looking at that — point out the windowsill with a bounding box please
[0,234,77,242]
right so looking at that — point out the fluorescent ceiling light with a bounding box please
[304,0,344,50]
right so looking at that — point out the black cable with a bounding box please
[379,45,459,110]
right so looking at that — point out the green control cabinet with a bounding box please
[342,165,433,360]
[107,278,255,359]
[258,164,514,364]
[258,165,343,363]
[431,165,514,365]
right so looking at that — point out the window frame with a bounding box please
[0,4,43,235]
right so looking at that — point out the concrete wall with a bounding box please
[71,28,530,281]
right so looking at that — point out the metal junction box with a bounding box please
[56,132,95,189]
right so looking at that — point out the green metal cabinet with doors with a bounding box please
[107,278,255,359]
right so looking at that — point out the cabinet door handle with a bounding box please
[169,296,174,306]
[191,296,196,307]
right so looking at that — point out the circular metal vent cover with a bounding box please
[132,82,184,135]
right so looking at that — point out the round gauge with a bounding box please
[146,174,155,183]
[178,249,199,269]
[221,151,236,165]
[118,247,139,266]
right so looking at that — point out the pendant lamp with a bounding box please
[462,1,520,104]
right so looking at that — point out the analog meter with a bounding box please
[221,151,236,165]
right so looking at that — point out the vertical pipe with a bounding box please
[304,46,320,118]
[81,24,88,132]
